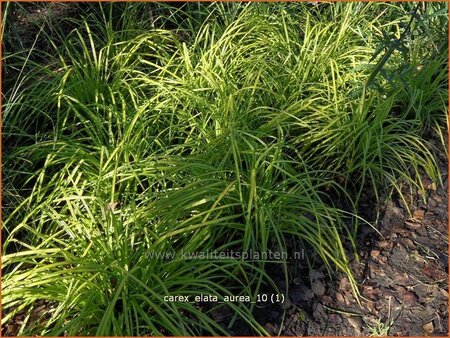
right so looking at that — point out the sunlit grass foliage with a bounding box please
[2,2,447,335]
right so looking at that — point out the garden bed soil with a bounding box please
[257,154,448,336]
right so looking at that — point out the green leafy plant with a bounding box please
[2,2,447,335]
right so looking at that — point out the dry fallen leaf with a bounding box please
[402,291,418,305]
[405,220,422,229]
[422,266,446,281]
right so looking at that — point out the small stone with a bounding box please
[312,280,326,297]
[312,303,327,322]
[413,209,425,220]
[370,250,381,258]
[321,295,333,305]
[422,321,434,334]
[328,313,343,324]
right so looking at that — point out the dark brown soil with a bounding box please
[264,157,448,336]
